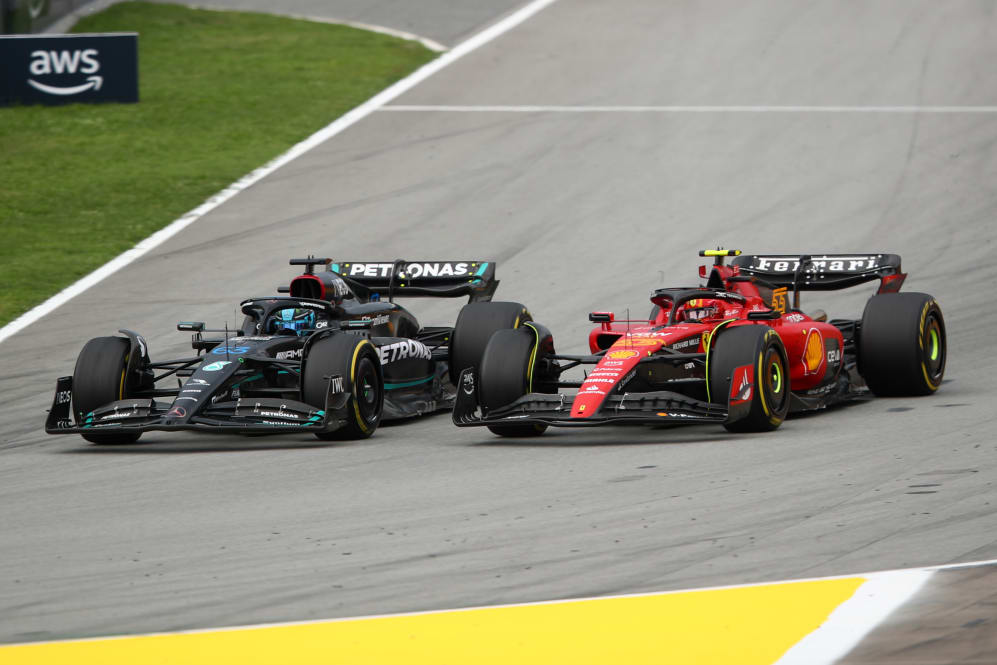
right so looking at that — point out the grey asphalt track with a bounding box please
[3,0,997,653]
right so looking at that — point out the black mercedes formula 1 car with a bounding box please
[46,258,534,443]
[453,250,946,437]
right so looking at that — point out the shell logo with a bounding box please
[803,329,824,375]
[612,338,661,348]
[607,349,640,360]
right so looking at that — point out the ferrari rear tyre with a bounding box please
[479,328,547,437]
[859,293,945,396]
[73,336,142,444]
[449,301,531,385]
[303,335,383,440]
[708,325,790,433]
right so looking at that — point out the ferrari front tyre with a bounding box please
[478,328,547,437]
[708,325,790,433]
[859,292,945,396]
[449,301,531,385]
[73,336,142,444]
[303,335,383,440]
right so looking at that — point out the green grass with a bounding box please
[0,2,436,327]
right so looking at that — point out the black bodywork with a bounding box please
[46,258,499,439]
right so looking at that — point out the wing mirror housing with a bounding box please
[746,310,781,321]
[589,311,614,331]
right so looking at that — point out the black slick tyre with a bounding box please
[73,336,141,444]
[303,335,383,440]
[478,328,547,437]
[449,301,531,385]
[859,293,945,396]
[708,325,790,433]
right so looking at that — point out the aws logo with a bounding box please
[28,49,103,96]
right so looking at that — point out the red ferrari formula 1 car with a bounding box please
[453,250,946,437]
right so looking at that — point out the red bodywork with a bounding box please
[572,263,844,419]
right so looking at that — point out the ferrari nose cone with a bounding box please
[570,339,661,418]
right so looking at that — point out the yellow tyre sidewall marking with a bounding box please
[350,340,375,433]
[1,577,864,665]
[919,302,941,391]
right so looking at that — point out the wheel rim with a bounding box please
[768,357,783,395]
[922,314,945,384]
[763,348,788,413]
[354,357,380,423]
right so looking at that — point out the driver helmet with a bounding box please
[682,298,721,322]
[266,307,316,335]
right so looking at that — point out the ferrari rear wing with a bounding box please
[731,253,906,293]
[329,260,497,302]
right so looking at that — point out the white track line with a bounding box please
[381,104,997,113]
[0,0,560,346]
[774,569,934,665]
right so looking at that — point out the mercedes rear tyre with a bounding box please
[73,336,142,444]
[303,335,383,440]
[859,293,945,396]
[708,325,790,433]
[478,328,547,437]
[449,301,531,385]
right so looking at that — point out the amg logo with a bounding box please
[347,262,471,279]
[378,339,432,365]
[275,349,302,360]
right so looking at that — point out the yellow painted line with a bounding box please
[0,577,864,665]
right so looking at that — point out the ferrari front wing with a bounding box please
[452,369,727,428]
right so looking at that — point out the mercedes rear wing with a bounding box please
[330,260,498,302]
[731,253,906,293]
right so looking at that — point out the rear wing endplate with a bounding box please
[329,260,497,302]
[731,254,906,293]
